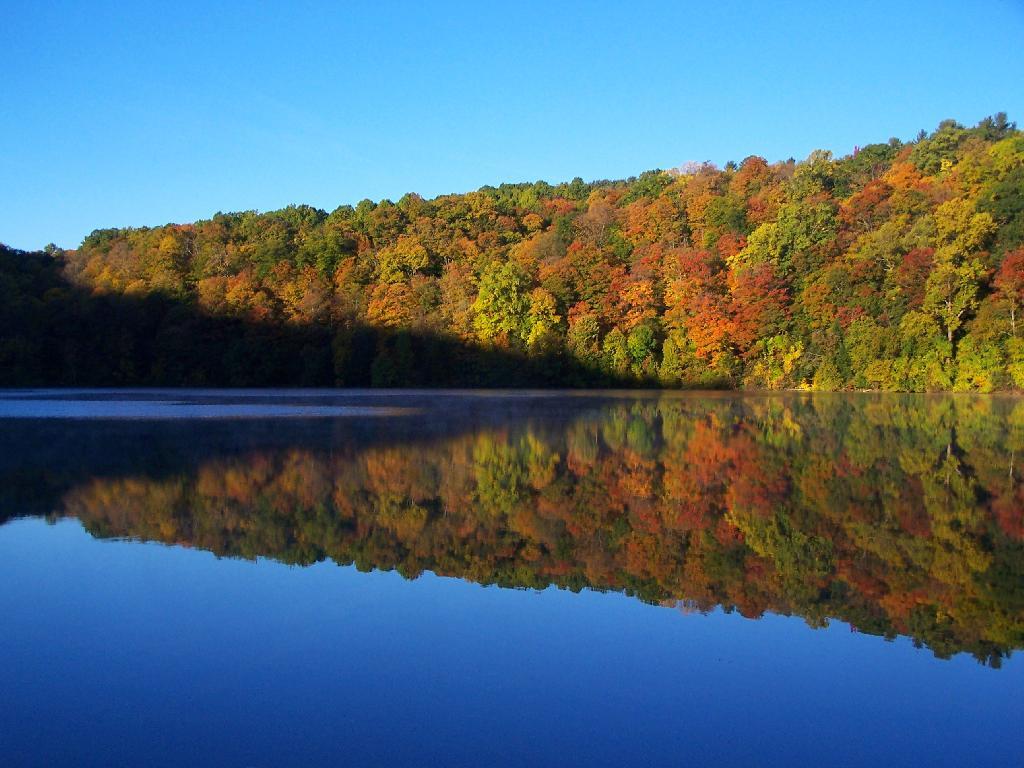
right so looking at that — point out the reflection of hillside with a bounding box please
[12,395,1024,665]
[0,392,619,520]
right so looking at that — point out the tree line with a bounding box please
[2,113,1023,389]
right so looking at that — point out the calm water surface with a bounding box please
[1,389,1022,767]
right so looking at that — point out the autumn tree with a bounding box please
[993,249,1024,335]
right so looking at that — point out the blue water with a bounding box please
[1,518,1019,768]
[0,390,1022,766]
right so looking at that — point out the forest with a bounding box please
[5,394,1022,665]
[2,114,1023,390]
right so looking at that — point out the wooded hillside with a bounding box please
[3,114,1023,389]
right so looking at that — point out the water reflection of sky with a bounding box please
[1,390,1023,766]
[1,517,1021,767]
[0,397,413,419]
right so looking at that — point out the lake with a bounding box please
[1,389,1022,767]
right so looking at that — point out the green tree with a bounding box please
[923,260,985,344]
[472,261,531,346]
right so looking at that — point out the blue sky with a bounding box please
[2,0,1023,250]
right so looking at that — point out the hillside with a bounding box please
[3,114,1023,389]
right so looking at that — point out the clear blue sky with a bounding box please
[2,0,1022,250]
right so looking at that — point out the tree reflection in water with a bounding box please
[4,392,1023,666]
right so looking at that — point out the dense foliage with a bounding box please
[10,394,1023,665]
[3,114,1024,389]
